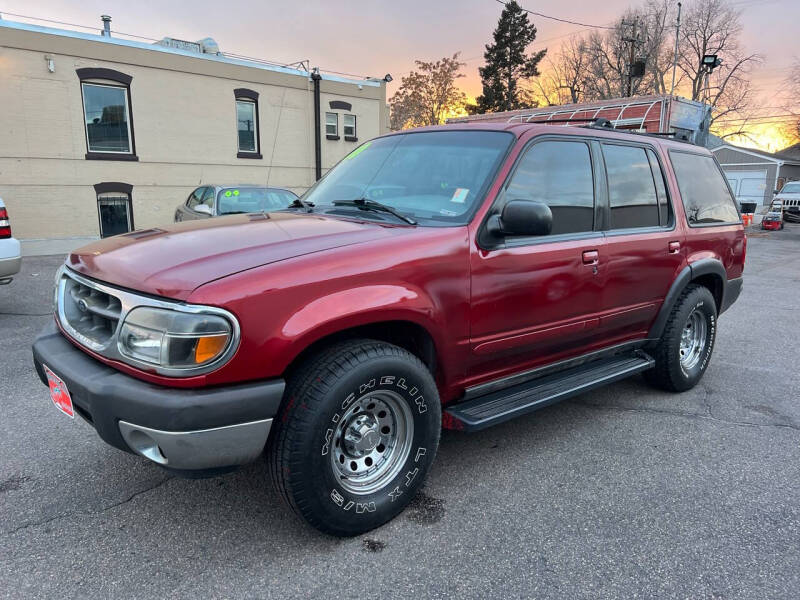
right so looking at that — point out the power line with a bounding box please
[492,0,615,30]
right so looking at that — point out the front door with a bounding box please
[468,137,608,385]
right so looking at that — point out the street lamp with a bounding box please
[702,54,722,71]
[701,54,723,106]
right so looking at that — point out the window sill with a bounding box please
[237,152,263,159]
[326,134,340,141]
[85,152,139,162]
[344,136,358,142]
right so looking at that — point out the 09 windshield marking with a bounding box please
[302,130,513,226]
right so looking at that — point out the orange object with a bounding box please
[194,335,228,363]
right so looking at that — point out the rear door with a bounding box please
[468,135,608,382]
[598,142,685,340]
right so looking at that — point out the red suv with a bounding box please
[33,123,744,536]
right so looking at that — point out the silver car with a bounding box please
[174,185,299,222]
[0,197,21,285]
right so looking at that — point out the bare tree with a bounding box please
[576,1,672,101]
[780,60,800,145]
[532,36,588,106]
[676,0,761,132]
[389,53,468,130]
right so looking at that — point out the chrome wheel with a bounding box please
[331,390,413,495]
[679,309,707,370]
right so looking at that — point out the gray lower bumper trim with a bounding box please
[0,255,21,279]
[118,418,272,470]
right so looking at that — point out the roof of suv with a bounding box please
[387,121,708,153]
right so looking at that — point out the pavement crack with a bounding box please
[578,401,800,432]
[100,476,174,512]
[1,476,173,537]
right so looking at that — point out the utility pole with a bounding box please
[623,18,639,97]
[669,2,682,97]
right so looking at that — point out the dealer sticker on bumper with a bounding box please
[43,365,74,418]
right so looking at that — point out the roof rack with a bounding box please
[521,115,695,144]
[523,117,613,128]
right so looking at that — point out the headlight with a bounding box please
[118,306,235,371]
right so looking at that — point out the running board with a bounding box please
[447,353,654,431]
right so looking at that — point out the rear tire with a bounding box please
[268,339,441,536]
[645,284,717,392]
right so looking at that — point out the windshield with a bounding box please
[217,187,297,214]
[302,130,514,225]
[781,182,800,194]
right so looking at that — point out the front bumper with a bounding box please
[32,320,285,472]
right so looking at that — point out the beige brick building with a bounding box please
[0,18,389,254]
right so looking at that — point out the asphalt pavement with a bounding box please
[1,227,798,599]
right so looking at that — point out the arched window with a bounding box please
[94,182,134,238]
[234,88,262,159]
[77,68,138,161]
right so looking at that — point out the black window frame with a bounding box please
[93,182,134,238]
[77,68,138,162]
[668,149,742,228]
[234,88,262,159]
[478,134,604,250]
[598,140,676,235]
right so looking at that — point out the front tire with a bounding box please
[645,284,717,392]
[268,339,441,536]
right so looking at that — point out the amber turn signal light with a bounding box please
[194,335,229,364]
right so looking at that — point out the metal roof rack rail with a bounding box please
[521,117,614,128]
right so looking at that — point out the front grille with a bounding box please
[59,273,122,350]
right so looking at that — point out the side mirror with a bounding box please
[487,200,552,237]
[193,204,212,216]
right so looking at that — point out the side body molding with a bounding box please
[647,258,728,342]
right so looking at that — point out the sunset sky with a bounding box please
[3,0,797,150]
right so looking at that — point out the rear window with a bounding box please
[669,151,740,225]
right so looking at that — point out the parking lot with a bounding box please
[1,229,798,599]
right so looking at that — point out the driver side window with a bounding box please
[503,140,595,235]
[187,187,205,209]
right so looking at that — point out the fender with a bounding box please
[647,258,727,342]
[277,284,446,370]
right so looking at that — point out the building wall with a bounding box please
[0,22,388,254]
[712,147,777,207]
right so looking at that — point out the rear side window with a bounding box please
[669,152,740,225]
[504,140,594,235]
[602,144,659,229]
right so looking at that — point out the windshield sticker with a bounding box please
[224,190,240,197]
[345,142,371,160]
[450,188,469,204]
[439,208,457,216]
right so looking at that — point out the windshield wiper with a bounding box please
[288,198,314,212]
[332,198,417,225]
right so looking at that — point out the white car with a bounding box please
[775,181,800,223]
[0,198,21,284]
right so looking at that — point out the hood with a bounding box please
[67,212,401,299]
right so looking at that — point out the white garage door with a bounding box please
[725,169,767,209]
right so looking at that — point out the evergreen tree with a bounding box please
[474,1,547,113]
